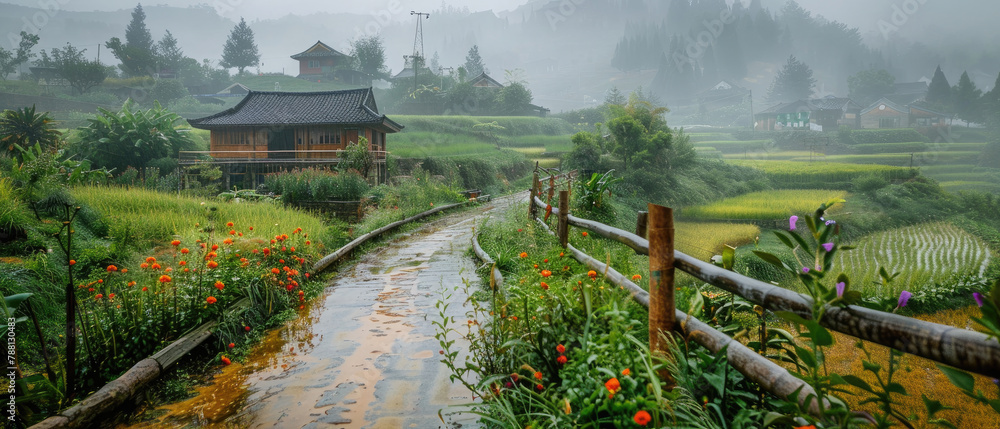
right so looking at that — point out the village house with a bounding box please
[185,88,403,187]
[859,97,952,129]
[290,41,367,85]
[755,97,862,131]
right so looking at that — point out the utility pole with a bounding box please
[405,11,430,94]
[748,89,755,136]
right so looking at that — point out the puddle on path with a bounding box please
[121,199,521,428]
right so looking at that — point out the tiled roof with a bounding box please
[187,88,403,132]
[291,41,349,60]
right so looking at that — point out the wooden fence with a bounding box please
[502,168,1000,414]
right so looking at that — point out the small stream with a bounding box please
[123,196,520,428]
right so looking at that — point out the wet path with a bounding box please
[129,195,522,428]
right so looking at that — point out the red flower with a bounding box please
[226,222,234,227]
[159,275,172,283]
[511,373,519,382]
[211,244,219,251]
[171,240,181,246]
[95,294,103,299]
[215,281,225,290]
[146,256,156,263]
[179,260,187,266]
[271,267,281,274]
[534,371,543,380]
[633,410,651,426]
[793,426,816,429]
[582,232,588,237]
[556,344,565,354]
[181,248,190,254]
[142,287,148,292]
[221,356,231,365]
[588,270,597,279]
[206,296,217,304]
[536,384,544,391]
[631,274,642,281]
[540,270,552,278]
[207,261,219,269]
[543,258,548,263]
[621,368,631,376]
[109,293,115,299]
[107,265,118,272]
[249,226,254,231]
[540,282,549,290]
[556,355,567,365]
[244,326,251,332]
[69,260,76,265]
[605,377,620,397]
[228,342,235,348]
[519,252,527,258]
[229,230,236,235]
[151,263,161,270]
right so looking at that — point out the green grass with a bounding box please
[391,115,577,137]
[70,186,335,252]
[692,139,772,154]
[687,132,735,142]
[835,221,992,298]
[727,160,917,189]
[723,150,821,160]
[387,132,497,158]
[813,152,981,166]
[852,142,986,154]
[939,181,1000,194]
[682,189,847,220]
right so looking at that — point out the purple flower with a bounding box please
[898,290,912,308]
[822,242,835,252]
[801,267,810,274]
[789,215,798,231]
[836,282,845,298]
[825,220,836,226]
[974,292,984,308]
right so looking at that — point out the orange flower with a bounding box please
[305,241,311,245]
[271,267,281,274]
[543,258,549,263]
[534,371,543,380]
[540,270,552,278]
[556,344,566,353]
[582,232,588,237]
[127,281,136,287]
[249,226,254,231]
[604,377,620,396]
[519,252,528,258]
[215,281,225,290]
[631,274,642,281]
[171,240,181,246]
[141,286,148,291]
[109,293,115,299]
[121,268,128,274]
[179,260,187,266]
[587,270,597,279]
[633,410,651,426]
[140,263,149,269]
[159,275,172,283]
[221,356,231,365]
[229,230,236,235]
[106,265,118,272]
[533,264,539,269]
[621,368,631,376]
[69,260,76,265]
[224,238,234,245]
[165,267,173,273]
[540,282,549,290]
[556,355,567,365]
[95,294,103,299]
[228,342,235,348]
[151,263,161,270]
[226,222,234,227]
[206,296,217,304]
[146,256,156,263]
[211,244,219,251]
[793,426,816,429]
[559,252,564,257]
[207,261,219,269]
[181,248,190,254]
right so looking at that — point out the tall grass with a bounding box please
[70,186,333,253]
[813,152,980,166]
[728,160,917,189]
[682,189,847,220]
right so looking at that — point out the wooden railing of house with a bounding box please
[505,167,1000,415]
[177,150,390,165]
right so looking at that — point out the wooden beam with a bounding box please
[557,190,569,248]
[647,204,675,377]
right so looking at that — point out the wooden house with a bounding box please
[755,97,861,131]
[185,88,403,187]
[291,41,351,78]
[860,98,952,129]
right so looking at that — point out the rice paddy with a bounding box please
[675,222,761,261]
[835,222,992,298]
[728,160,917,188]
[682,189,847,220]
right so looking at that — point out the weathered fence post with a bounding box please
[648,204,675,385]
[548,175,556,203]
[635,211,648,239]
[558,190,569,248]
[529,169,539,220]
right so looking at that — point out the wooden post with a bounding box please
[529,170,539,220]
[558,190,569,248]
[548,175,555,203]
[636,211,648,239]
[648,204,675,385]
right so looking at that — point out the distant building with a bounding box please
[291,41,351,78]
[186,88,402,187]
[755,97,862,131]
[860,97,952,129]
[885,81,930,106]
[465,72,550,116]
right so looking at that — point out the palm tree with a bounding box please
[0,105,62,155]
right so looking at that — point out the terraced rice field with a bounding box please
[836,222,992,298]
[682,189,847,220]
[674,222,761,261]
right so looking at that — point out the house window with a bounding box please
[879,118,899,128]
[308,60,320,69]
[314,129,341,144]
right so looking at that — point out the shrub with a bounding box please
[850,128,928,144]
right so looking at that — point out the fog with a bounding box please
[2,0,998,113]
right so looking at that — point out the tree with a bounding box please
[848,69,896,105]
[605,87,626,106]
[0,32,39,80]
[926,65,952,109]
[767,55,816,103]
[157,30,185,73]
[220,17,260,74]
[495,82,533,115]
[344,137,374,179]
[953,71,983,125]
[105,4,157,77]
[75,100,194,181]
[49,44,108,95]
[0,106,61,155]
[350,35,388,85]
[464,45,485,77]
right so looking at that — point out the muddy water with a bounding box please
[127,197,520,428]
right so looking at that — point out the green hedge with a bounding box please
[850,128,929,144]
[264,168,370,204]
